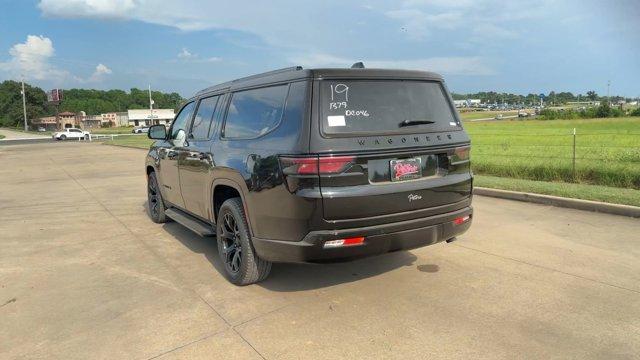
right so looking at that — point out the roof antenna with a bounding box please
[351,62,365,69]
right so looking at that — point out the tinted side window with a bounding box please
[190,96,219,140]
[223,85,288,139]
[170,102,195,141]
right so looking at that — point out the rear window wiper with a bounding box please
[399,119,435,127]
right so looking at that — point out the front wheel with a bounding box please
[147,172,168,223]
[84,134,90,140]
[216,198,271,285]
[59,135,66,140]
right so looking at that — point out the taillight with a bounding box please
[280,155,355,175]
[451,146,470,164]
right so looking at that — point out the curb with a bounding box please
[474,187,640,218]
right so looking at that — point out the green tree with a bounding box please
[586,91,598,101]
[0,80,48,127]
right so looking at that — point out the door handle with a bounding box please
[167,150,178,159]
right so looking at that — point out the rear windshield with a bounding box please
[321,80,459,135]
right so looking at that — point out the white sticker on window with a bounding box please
[327,115,346,127]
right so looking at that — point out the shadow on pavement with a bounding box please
[153,203,429,292]
[261,251,419,292]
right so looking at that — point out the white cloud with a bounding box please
[35,0,548,50]
[368,57,495,76]
[0,35,68,81]
[381,0,547,41]
[472,23,518,40]
[36,0,376,49]
[87,63,112,82]
[178,48,193,59]
[0,35,113,85]
[385,9,462,39]
[401,0,476,8]
[176,47,221,63]
[289,53,494,76]
[38,0,136,19]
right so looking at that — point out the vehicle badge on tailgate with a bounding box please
[408,194,422,202]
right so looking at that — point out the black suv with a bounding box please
[146,65,473,285]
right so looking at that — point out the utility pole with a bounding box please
[21,78,28,131]
[607,80,611,105]
[148,85,154,125]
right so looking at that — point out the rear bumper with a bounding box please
[252,206,472,263]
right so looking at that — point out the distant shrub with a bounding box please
[630,107,640,116]
[539,109,579,120]
[539,102,623,120]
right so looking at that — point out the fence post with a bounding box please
[572,128,576,180]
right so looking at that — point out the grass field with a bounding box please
[475,175,640,207]
[102,135,153,149]
[465,117,640,189]
[91,127,135,134]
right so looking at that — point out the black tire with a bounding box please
[147,172,168,223]
[216,198,271,285]
[84,134,90,140]
[60,135,66,140]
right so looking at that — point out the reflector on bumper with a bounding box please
[453,215,470,225]
[323,236,365,248]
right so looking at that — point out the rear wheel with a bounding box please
[147,172,167,223]
[216,198,271,285]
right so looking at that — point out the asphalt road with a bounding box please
[1,142,639,359]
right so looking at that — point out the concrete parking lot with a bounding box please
[0,128,49,140]
[1,142,639,359]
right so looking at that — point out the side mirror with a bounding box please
[148,125,167,140]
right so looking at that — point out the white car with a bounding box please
[132,127,150,134]
[52,128,90,140]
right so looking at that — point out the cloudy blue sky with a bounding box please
[1,0,638,97]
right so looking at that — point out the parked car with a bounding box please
[145,65,473,285]
[132,126,150,134]
[52,128,90,140]
[37,127,46,132]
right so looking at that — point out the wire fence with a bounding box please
[468,128,640,183]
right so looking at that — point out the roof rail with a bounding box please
[232,66,303,83]
[195,66,303,97]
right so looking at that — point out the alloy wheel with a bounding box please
[220,213,242,274]
[147,176,160,218]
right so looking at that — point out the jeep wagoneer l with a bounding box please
[146,64,473,285]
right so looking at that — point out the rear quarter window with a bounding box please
[223,85,289,139]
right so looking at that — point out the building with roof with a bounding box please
[57,112,79,129]
[127,109,175,127]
